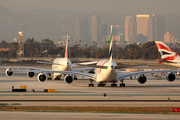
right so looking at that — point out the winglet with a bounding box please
[65,31,69,59]
[108,25,113,63]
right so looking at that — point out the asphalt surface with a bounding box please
[0,67,180,119]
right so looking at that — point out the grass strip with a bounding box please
[0,106,176,114]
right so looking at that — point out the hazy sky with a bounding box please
[1,0,180,15]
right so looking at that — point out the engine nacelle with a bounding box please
[166,72,176,82]
[64,75,73,84]
[27,72,35,78]
[88,70,95,74]
[137,74,147,84]
[37,73,47,82]
[5,69,13,76]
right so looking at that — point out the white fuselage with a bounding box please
[52,58,72,78]
[95,59,117,83]
[161,55,180,67]
[161,62,180,68]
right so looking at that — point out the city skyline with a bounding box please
[0,1,180,46]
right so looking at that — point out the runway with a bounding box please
[0,69,180,119]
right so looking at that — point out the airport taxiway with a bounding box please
[0,71,180,107]
[0,69,180,119]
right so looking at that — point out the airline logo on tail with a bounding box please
[108,25,113,63]
[155,41,177,63]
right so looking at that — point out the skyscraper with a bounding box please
[136,15,149,37]
[147,15,165,41]
[125,16,137,43]
[136,15,150,42]
[164,31,178,43]
[91,15,102,45]
[75,18,89,45]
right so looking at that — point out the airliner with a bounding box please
[4,31,95,80]
[15,25,177,87]
[155,41,180,67]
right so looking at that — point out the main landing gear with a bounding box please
[89,79,94,87]
[120,79,125,87]
[55,76,61,80]
[47,73,52,80]
[111,82,117,87]
[74,75,77,80]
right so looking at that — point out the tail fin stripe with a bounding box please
[157,43,174,52]
[65,31,69,58]
[108,25,113,60]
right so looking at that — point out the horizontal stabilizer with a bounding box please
[36,61,65,66]
[115,64,149,69]
[77,61,98,65]
[76,63,108,69]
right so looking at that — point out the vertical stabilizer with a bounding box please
[65,31,69,59]
[155,41,179,62]
[108,25,113,63]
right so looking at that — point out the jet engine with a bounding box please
[64,75,73,84]
[37,73,47,82]
[5,69,13,76]
[137,74,147,84]
[166,72,176,82]
[27,71,35,78]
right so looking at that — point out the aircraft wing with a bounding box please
[116,69,178,80]
[39,70,96,79]
[0,66,51,71]
[10,68,96,79]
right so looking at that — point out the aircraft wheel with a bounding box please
[101,84,106,87]
[89,83,94,87]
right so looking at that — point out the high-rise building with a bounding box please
[125,16,137,43]
[91,15,102,45]
[147,15,165,41]
[75,18,89,45]
[164,31,178,43]
[136,15,149,36]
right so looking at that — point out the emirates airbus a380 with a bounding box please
[27,25,178,87]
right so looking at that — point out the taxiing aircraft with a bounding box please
[155,41,180,67]
[26,25,178,87]
[4,31,95,80]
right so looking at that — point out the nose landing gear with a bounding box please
[120,79,125,87]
